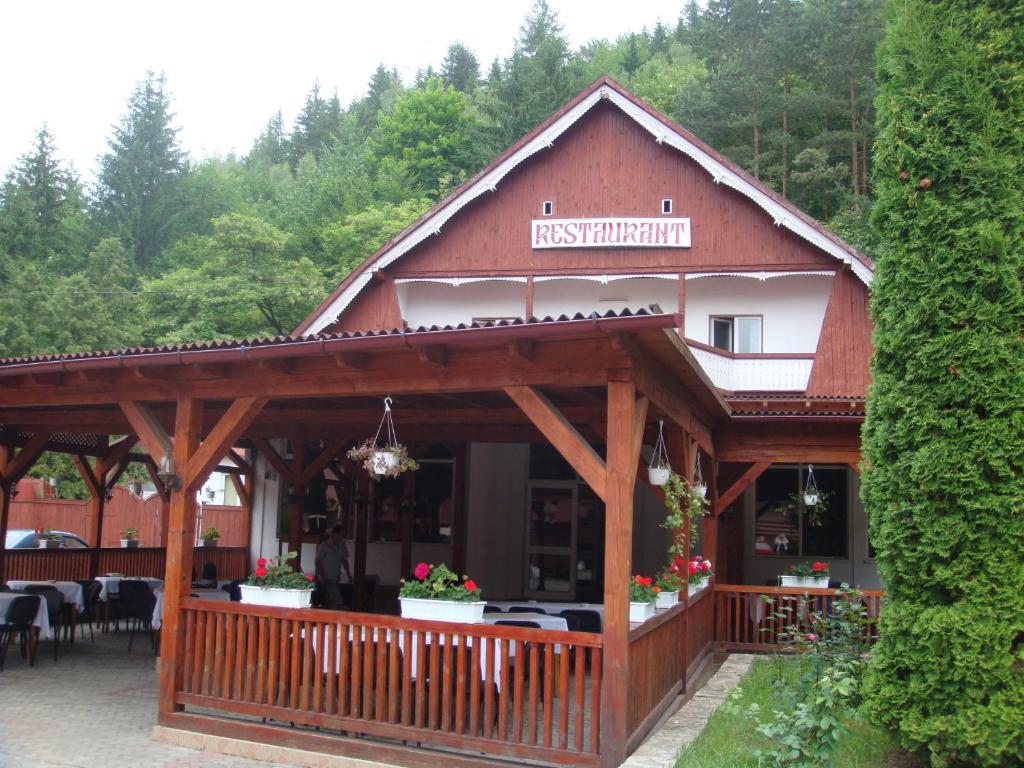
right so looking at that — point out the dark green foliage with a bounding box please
[861,1,1024,765]
[94,72,189,271]
[441,43,480,93]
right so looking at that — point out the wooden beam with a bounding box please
[503,385,607,502]
[295,438,346,489]
[508,339,533,362]
[333,351,366,370]
[120,400,172,465]
[73,454,103,497]
[417,346,447,368]
[184,397,267,492]
[601,378,638,768]
[714,461,771,516]
[631,396,650,466]
[101,436,139,487]
[228,472,250,509]
[250,437,294,484]
[223,451,252,475]
[0,431,50,487]
[159,398,202,715]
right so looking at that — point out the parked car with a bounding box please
[4,529,90,549]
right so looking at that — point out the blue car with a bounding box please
[4,529,90,549]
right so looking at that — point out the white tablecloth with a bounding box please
[0,592,51,640]
[151,587,230,629]
[483,612,568,632]
[7,581,84,612]
[487,601,604,630]
[94,576,163,602]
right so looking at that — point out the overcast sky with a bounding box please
[2,0,682,182]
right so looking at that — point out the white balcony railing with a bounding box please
[688,344,814,391]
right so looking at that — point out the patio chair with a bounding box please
[482,605,504,613]
[24,586,64,661]
[193,562,217,588]
[75,581,104,642]
[221,579,244,602]
[0,595,40,670]
[556,609,601,633]
[119,581,157,652]
[508,606,546,614]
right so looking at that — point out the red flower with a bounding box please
[634,575,643,584]
[414,562,430,581]
[464,579,478,592]
[674,555,686,567]
[652,586,661,593]
[254,566,268,578]
[812,562,829,573]
[701,561,711,573]
[688,562,698,575]
[641,577,652,587]
[256,557,267,567]
[306,573,314,582]
[668,564,679,574]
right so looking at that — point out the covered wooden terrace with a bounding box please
[0,310,728,768]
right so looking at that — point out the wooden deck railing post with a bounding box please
[601,375,642,767]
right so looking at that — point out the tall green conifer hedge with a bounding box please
[862,1,1024,765]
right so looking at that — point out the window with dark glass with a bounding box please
[753,465,848,558]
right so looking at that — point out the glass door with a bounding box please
[525,483,577,599]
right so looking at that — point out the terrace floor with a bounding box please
[0,627,289,768]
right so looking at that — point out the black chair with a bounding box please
[482,605,504,614]
[508,606,546,614]
[193,562,218,588]
[0,595,40,670]
[221,579,244,602]
[24,586,64,660]
[75,581,104,642]
[119,581,157,652]
[556,611,581,632]
[556,609,601,634]
[494,620,541,628]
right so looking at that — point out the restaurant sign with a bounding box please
[531,217,691,249]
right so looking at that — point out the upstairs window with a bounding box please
[711,315,762,353]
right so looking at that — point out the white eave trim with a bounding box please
[686,270,835,281]
[533,273,680,283]
[306,84,871,335]
[395,276,528,286]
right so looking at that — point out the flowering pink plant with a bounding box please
[654,562,684,591]
[399,562,481,602]
[687,555,712,586]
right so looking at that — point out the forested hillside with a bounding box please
[0,0,882,360]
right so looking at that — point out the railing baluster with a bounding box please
[573,643,585,752]
[414,630,426,728]
[400,628,412,726]
[455,631,467,734]
[387,629,400,724]
[558,640,570,749]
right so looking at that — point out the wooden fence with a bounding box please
[176,599,604,766]
[626,603,685,750]
[2,546,249,583]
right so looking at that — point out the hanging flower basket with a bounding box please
[647,420,672,486]
[348,397,419,479]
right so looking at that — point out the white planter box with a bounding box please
[239,585,313,608]
[629,601,656,623]
[120,539,140,548]
[647,467,671,486]
[400,597,485,624]
[655,590,680,609]
[200,540,219,547]
[688,577,710,597]
[780,575,829,589]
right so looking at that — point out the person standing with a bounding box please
[315,524,352,609]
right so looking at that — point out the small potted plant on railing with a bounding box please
[780,561,830,588]
[36,527,62,549]
[687,555,712,596]
[629,575,659,623]
[119,527,140,548]
[239,552,315,608]
[654,559,684,608]
[200,526,220,547]
[399,562,484,623]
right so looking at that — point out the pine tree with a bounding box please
[248,110,287,167]
[288,83,343,166]
[94,72,188,271]
[441,43,480,93]
[861,1,1024,764]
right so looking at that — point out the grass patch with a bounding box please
[675,658,923,768]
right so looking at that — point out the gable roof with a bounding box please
[297,77,874,337]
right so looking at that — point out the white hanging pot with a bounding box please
[648,466,671,486]
[370,450,400,475]
[695,482,707,498]
[804,492,819,506]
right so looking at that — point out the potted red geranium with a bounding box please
[239,552,315,608]
[629,575,658,622]
[687,555,712,596]
[780,561,830,588]
[399,562,484,623]
[654,558,685,608]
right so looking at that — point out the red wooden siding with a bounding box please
[806,271,873,397]
[328,103,844,334]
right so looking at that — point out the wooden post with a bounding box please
[353,471,368,611]
[158,398,202,715]
[703,459,719,579]
[601,376,638,766]
[287,435,304,568]
[0,445,9,584]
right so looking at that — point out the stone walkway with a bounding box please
[0,627,288,768]
[622,654,756,768]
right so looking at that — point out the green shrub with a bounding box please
[862,1,1024,765]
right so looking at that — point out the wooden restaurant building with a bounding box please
[0,78,878,767]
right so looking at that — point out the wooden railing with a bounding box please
[177,599,604,766]
[713,584,884,651]
[685,585,716,677]
[2,546,248,583]
[627,603,684,748]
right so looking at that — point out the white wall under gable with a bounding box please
[683,274,833,353]
[397,279,527,328]
[532,276,679,319]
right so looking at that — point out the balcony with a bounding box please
[686,340,815,392]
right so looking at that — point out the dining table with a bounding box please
[486,601,604,630]
[151,586,231,629]
[94,576,164,602]
[0,591,51,640]
[6,580,85,612]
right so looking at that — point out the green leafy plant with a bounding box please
[399,562,480,601]
[654,560,684,592]
[200,526,220,541]
[630,574,658,603]
[347,439,419,479]
[687,555,712,586]
[246,552,314,590]
[120,527,139,540]
[661,471,708,559]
